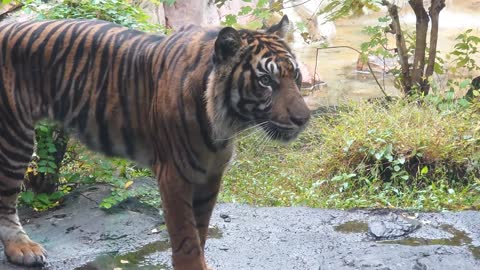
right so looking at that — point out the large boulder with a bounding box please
[136,0,166,26]
[162,0,222,29]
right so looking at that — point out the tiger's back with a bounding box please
[0,20,165,165]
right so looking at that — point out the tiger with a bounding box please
[0,15,310,269]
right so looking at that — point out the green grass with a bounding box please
[220,99,480,211]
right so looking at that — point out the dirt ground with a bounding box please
[0,183,479,270]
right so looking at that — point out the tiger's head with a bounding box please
[207,15,310,143]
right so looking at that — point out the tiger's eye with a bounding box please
[259,75,272,87]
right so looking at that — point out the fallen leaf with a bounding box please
[124,180,133,189]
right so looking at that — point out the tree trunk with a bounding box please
[382,0,412,95]
[408,0,429,92]
[383,0,446,96]
[423,0,446,94]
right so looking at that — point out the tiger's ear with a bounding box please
[214,27,241,63]
[266,15,290,38]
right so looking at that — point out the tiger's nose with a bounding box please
[290,113,310,127]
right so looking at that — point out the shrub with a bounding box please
[221,98,480,210]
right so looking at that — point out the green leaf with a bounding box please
[47,161,58,169]
[295,21,307,33]
[38,160,48,166]
[459,79,472,89]
[224,14,237,26]
[100,201,112,209]
[238,6,252,16]
[50,191,65,201]
[256,0,268,8]
[36,194,51,205]
[20,191,34,205]
[420,166,429,175]
[319,1,340,15]
[434,62,444,75]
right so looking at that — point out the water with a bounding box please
[381,224,480,260]
[297,0,480,109]
[75,240,171,270]
[334,220,369,233]
[75,226,223,270]
[334,220,480,260]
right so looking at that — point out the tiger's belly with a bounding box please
[71,126,154,168]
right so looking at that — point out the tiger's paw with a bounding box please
[4,238,47,266]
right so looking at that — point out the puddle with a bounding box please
[334,220,369,233]
[334,221,480,260]
[75,226,223,269]
[380,224,480,260]
[74,240,171,270]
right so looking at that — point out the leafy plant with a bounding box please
[450,29,480,72]
[23,0,165,32]
[222,98,480,210]
[319,0,380,21]
[19,190,66,211]
[34,122,59,175]
[221,0,272,29]
[59,141,154,209]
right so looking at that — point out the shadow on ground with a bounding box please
[0,182,479,270]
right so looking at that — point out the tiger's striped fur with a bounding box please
[0,15,310,269]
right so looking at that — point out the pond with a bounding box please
[296,0,480,109]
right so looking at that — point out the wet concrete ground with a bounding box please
[0,184,479,270]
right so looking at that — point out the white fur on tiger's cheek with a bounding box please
[231,88,241,104]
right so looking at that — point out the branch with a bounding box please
[408,0,429,89]
[381,0,411,94]
[0,2,23,22]
[424,0,445,94]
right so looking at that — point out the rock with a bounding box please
[368,213,421,240]
[163,0,208,29]
[136,0,166,26]
[298,62,326,90]
[356,55,399,74]
[166,0,220,26]
[220,213,231,222]
[282,1,337,47]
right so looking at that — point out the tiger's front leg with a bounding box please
[0,126,47,266]
[0,181,47,266]
[156,163,208,270]
[192,175,222,250]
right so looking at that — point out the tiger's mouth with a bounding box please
[261,121,304,142]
